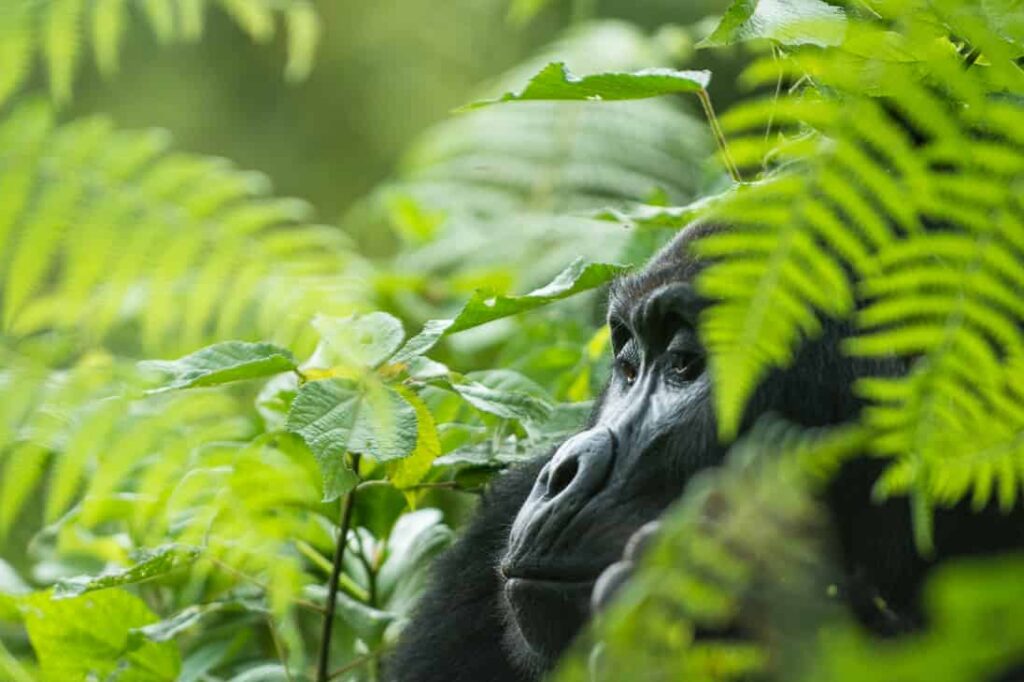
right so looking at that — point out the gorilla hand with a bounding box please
[590,520,661,613]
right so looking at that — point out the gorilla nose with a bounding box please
[540,428,614,501]
[546,452,579,497]
[506,428,617,557]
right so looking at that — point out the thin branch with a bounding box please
[328,651,380,680]
[764,45,785,168]
[697,88,742,183]
[316,454,361,682]
[356,479,459,492]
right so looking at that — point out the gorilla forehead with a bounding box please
[607,222,719,317]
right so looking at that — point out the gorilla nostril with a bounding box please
[547,456,579,497]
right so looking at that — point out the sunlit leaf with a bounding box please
[386,389,442,491]
[53,544,201,598]
[287,379,418,500]
[698,0,847,48]
[395,259,628,361]
[311,312,405,369]
[140,341,296,392]
[21,589,180,680]
[465,62,710,110]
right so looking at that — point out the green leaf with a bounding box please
[21,589,180,681]
[334,591,395,647]
[465,62,710,110]
[303,583,395,647]
[979,0,1024,48]
[698,0,846,48]
[377,509,454,615]
[386,389,442,491]
[311,312,405,369]
[53,544,201,599]
[395,259,628,362]
[0,559,25,622]
[286,379,418,500]
[594,187,741,230]
[128,600,263,647]
[140,341,296,392]
[451,369,553,422]
[0,559,28,595]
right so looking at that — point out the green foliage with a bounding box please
[0,99,369,359]
[0,0,321,106]
[141,342,296,392]
[465,61,710,109]
[2,0,1023,678]
[394,258,628,361]
[21,588,181,680]
[53,544,200,598]
[355,21,716,346]
[696,0,846,48]
[555,421,846,681]
[684,0,1024,553]
[809,555,1024,681]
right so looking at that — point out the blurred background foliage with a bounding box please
[0,1,738,679]
[1,0,1022,680]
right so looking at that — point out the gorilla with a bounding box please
[386,224,1024,681]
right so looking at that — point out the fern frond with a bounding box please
[0,0,321,107]
[0,348,328,635]
[555,419,850,681]
[0,100,370,357]
[682,1,1024,539]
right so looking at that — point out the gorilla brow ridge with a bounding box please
[607,222,718,322]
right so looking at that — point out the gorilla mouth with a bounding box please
[500,562,603,661]
[499,560,603,585]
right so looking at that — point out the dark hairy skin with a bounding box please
[385,225,1024,681]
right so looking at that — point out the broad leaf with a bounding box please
[465,62,710,110]
[395,259,628,362]
[303,584,395,647]
[377,510,454,615]
[978,0,1024,48]
[53,544,200,599]
[141,341,296,392]
[698,0,847,48]
[21,589,181,681]
[311,312,405,369]
[386,389,442,491]
[287,379,418,500]
[450,369,553,422]
[128,600,263,647]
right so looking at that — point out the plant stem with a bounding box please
[328,650,380,680]
[697,88,742,183]
[356,479,459,492]
[316,454,361,682]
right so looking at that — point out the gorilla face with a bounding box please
[499,235,725,662]
[497,225,877,664]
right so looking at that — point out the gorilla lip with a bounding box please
[499,561,602,586]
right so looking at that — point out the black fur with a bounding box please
[385,461,543,682]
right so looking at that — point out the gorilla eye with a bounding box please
[668,351,705,383]
[615,340,640,386]
[617,358,638,385]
